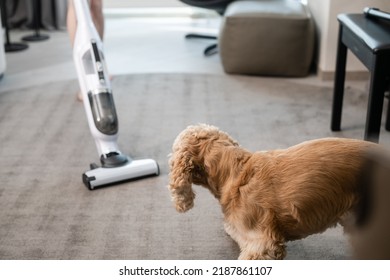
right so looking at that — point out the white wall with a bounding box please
[307,0,390,79]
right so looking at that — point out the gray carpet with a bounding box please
[0,73,388,260]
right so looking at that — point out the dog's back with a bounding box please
[245,138,377,240]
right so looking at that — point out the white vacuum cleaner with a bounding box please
[72,0,159,190]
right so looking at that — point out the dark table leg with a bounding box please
[364,55,386,142]
[386,89,390,131]
[331,25,348,131]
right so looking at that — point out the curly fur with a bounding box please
[168,124,377,260]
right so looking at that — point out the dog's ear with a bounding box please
[168,149,196,213]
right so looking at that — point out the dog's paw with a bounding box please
[238,244,286,260]
[238,252,276,260]
[169,184,195,213]
[171,193,195,213]
[174,198,194,213]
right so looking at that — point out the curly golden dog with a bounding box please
[168,124,378,260]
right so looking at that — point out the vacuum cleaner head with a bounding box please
[83,158,159,190]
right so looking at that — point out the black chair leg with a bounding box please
[331,26,348,131]
[385,91,390,131]
[364,56,386,143]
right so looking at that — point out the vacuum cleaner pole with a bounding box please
[72,0,159,189]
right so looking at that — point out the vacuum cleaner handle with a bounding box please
[72,0,119,156]
[73,0,96,32]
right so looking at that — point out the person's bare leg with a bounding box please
[67,0,77,46]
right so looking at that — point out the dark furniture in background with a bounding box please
[4,0,67,30]
[179,0,235,56]
[331,13,390,143]
[22,0,49,42]
[0,0,28,52]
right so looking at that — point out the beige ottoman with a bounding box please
[219,0,315,77]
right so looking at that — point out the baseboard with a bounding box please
[317,68,370,81]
